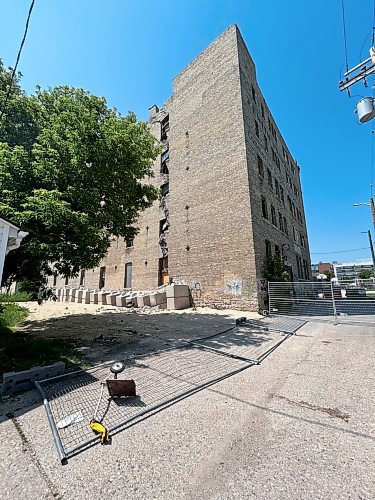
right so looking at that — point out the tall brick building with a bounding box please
[56,25,311,310]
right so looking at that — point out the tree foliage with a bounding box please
[358,268,374,279]
[262,255,291,282]
[0,60,160,296]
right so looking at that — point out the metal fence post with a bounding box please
[268,281,271,315]
[330,281,338,325]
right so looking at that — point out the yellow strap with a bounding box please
[90,420,110,444]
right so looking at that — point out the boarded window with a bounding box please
[257,155,264,177]
[261,196,268,219]
[80,270,85,287]
[124,263,132,289]
[99,266,106,289]
[271,205,277,226]
[265,239,272,258]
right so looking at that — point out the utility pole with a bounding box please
[367,230,375,268]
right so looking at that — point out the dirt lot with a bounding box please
[18,301,260,364]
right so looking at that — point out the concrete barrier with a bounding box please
[2,362,65,396]
[90,291,99,304]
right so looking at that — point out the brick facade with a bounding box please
[53,25,311,311]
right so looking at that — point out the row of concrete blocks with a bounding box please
[54,284,191,310]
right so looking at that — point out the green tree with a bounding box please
[0,61,160,298]
[322,270,333,281]
[358,268,374,279]
[262,256,291,282]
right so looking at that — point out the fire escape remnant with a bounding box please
[159,115,170,258]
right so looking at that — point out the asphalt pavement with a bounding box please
[1,319,374,499]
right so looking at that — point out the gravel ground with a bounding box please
[0,310,374,499]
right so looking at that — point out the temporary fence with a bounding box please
[268,280,375,325]
[35,317,305,464]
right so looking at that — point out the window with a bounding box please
[279,212,283,232]
[126,238,134,248]
[293,226,297,242]
[288,196,293,213]
[161,182,169,196]
[296,256,302,278]
[265,239,272,258]
[261,196,268,219]
[53,273,57,287]
[161,115,169,141]
[161,149,169,174]
[99,266,106,289]
[283,216,288,236]
[275,178,280,198]
[264,134,268,151]
[261,103,265,118]
[124,262,132,289]
[267,169,273,189]
[255,119,259,138]
[279,186,284,205]
[257,155,264,177]
[292,202,296,217]
[271,205,277,226]
[303,259,309,279]
[294,185,299,197]
[79,270,85,287]
[275,244,281,257]
[300,234,306,248]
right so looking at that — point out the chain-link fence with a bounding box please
[268,280,375,325]
[35,317,305,464]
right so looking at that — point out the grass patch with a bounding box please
[0,303,84,375]
[0,303,29,328]
[0,292,33,302]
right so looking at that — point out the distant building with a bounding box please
[333,261,373,281]
[311,262,334,280]
[53,25,311,310]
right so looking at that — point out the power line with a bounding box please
[311,247,370,255]
[0,0,36,124]
[341,0,350,73]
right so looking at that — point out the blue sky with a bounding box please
[1,0,374,264]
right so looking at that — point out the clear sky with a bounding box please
[1,0,374,264]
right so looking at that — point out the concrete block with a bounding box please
[70,289,79,302]
[116,294,127,307]
[109,293,120,306]
[56,288,62,300]
[2,362,65,396]
[150,292,166,307]
[90,291,99,304]
[137,295,150,307]
[167,296,190,310]
[166,284,190,298]
[76,290,83,303]
[98,292,110,305]
[82,290,91,304]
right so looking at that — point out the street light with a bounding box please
[352,197,375,229]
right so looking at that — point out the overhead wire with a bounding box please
[341,0,350,73]
[311,247,371,255]
[0,0,36,124]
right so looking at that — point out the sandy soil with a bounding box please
[18,301,261,364]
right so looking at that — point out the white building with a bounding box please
[0,217,28,285]
[333,261,373,281]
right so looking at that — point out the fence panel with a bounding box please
[268,280,375,325]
